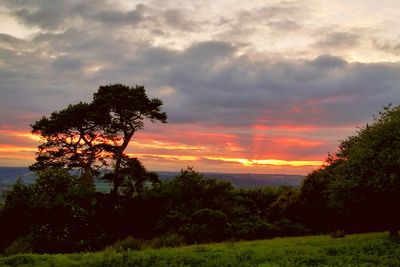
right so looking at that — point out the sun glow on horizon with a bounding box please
[205,156,322,167]
[1,127,326,173]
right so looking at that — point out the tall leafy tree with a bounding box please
[93,84,167,194]
[307,105,400,236]
[31,84,167,192]
[31,102,109,189]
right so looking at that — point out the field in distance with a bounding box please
[0,232,399,266]
[0,167,303,190]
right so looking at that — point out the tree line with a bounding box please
[0,84,399,254]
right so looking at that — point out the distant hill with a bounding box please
[0,167,35,197]
[0,167,35,184]
[158,171,303,188]
[0,167,303,199]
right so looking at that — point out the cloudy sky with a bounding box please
[1,0,400,174]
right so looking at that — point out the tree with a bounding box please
[299,168,339,232]
[309,105,400,236]
[31,102,105,190]
[92,84,166,194]
[31,84,167,193]
[105,156,160,196]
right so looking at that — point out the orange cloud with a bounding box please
[0,145,36,153]
[127,153,198,161]
[253,124,318,132]
[269,137,322,148]
[129,140,207,151]
[0,129,41,142]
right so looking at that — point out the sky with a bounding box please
[1,0,400,174]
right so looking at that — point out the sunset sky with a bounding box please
[1,0,400,174]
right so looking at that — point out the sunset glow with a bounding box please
[204,157,322,167]
[1,127,325,173]
[0,129,42,142]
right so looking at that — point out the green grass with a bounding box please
[1,232,400,266]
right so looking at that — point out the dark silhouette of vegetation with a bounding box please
[0,88,399,254]
[301,104,400,236]
[30,84,166,193]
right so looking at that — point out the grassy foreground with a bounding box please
[1,232,400,267]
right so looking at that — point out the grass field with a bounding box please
[1,232,399,266]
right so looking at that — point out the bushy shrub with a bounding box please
[113,236,144,252]
[148,233,185,249]
[227,216,276,240]
[330,230,345,238]
[177,209,228,243]
[3,236,32,256]
[274,219,309,236]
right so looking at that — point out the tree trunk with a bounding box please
[111,179,121,196]
[112,131,134,196]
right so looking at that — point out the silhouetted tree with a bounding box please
[92,84,166,194]
[299,168,336,232]
[307,105,400,236]
[103,156,160,196]
[31,84,167,193]
[31,103,104,190]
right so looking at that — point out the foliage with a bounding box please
[0,169,100,253]
[267,185,301,223]
[111,233,185,252]
[30,103,103,190]
[161,168,234,215]
[112,236,144,252]
[178,209,227,243]
[303,105,400,236]
[108,157,160,196]
[148,233,186,249]
[0,167,303,253]
[30,84,167,193]
[330,230,345,239]
[299,168,335,231]
[92,84,167,194]
[226,215,275,240]
[3,236,32,256]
